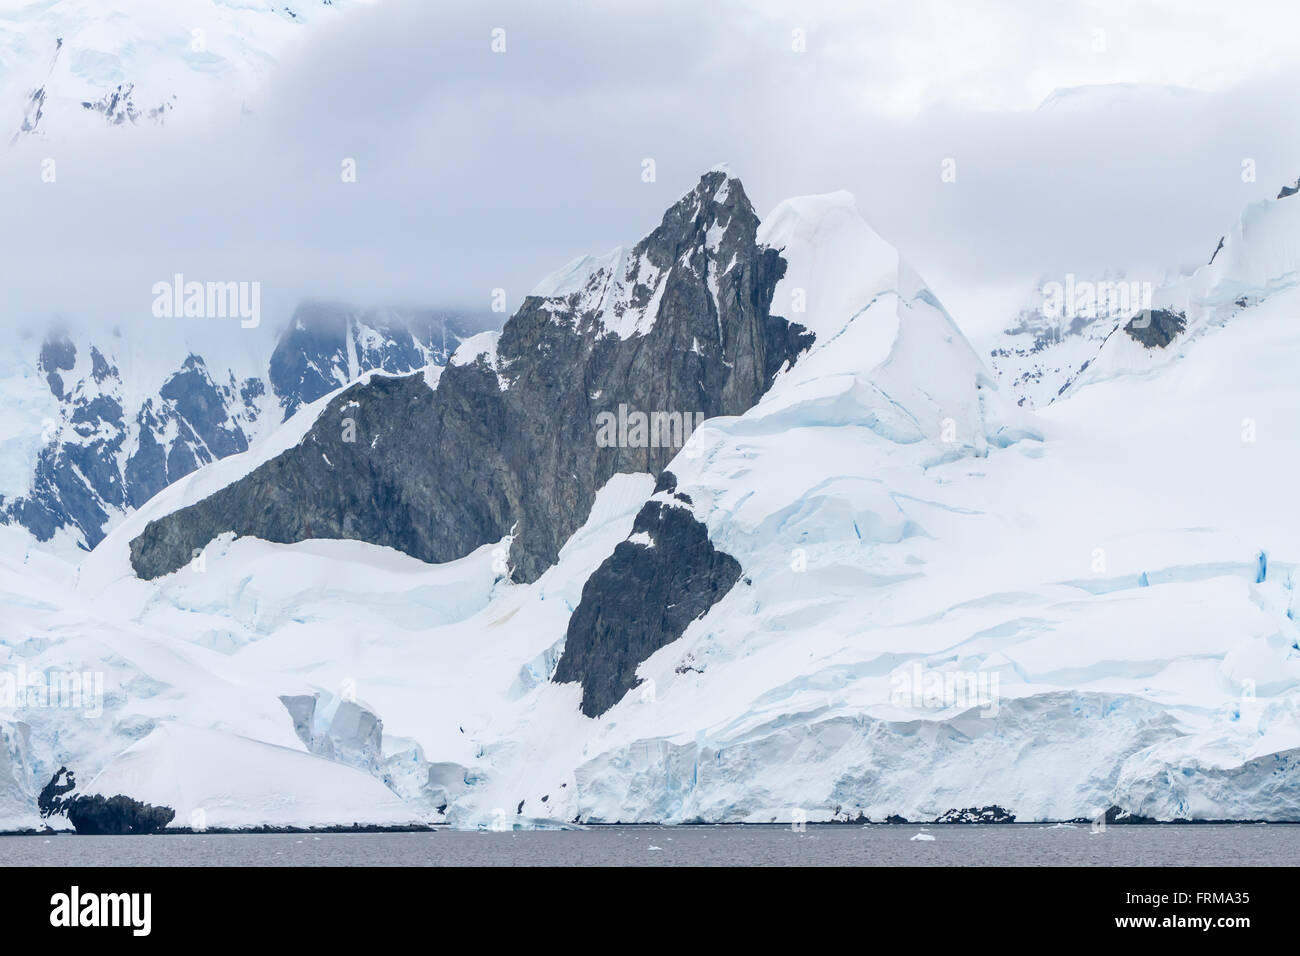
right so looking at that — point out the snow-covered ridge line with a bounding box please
[1062,178,1300,396]
[527,170,751,341]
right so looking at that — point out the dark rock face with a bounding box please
[551,471,743,717]
[158,356,251,461]
[37,765,78,817]
[128,172,812,584]
[1278,178,1300,200]
[269,303,352,420]
[935,805,1016,824]
[65,794,176,835]
[1209,235,1225,264]
[1102,805,1161,825]
[131,369,511,577]
[39,335,76,398]
[1071,805,1270,825]
[37,766,175,835]
[1124,308,1185,349]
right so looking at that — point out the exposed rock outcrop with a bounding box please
[935,805,1017,824]
[1123,308,1185,349]
[128,171,813,583]
[38,766,175,835]
[552,471,742,716]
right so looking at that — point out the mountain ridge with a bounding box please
[126,170,814,583]
[4,169,1299,829]
[0,302,486,551]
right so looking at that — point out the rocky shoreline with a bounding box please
[2,804,1285,835]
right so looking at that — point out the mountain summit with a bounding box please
[127,171,815,583]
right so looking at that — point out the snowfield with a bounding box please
[1,0,369,145]
[4,179,1300,828]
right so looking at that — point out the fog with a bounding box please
[3,0,1300,341]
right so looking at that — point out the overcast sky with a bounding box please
[4,0,1300,341]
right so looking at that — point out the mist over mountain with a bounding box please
[4,0,1300,337]
[2,0,1300,849]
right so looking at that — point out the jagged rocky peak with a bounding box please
[1,327,266,550]
[127,170,815,583]
[270,301,479,420]
[531,166,765,337]
[36,334,72,398]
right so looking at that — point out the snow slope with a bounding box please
[1073,185,1300,391]
[465,190,1300,824]
[989,183,1300,408]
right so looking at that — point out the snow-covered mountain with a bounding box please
[988,178,1300,408]
[0,303,483,552]
[3,169,1300,831]
[123,169,811,585]
[2,0,366,144]
[986,279,1142,409]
